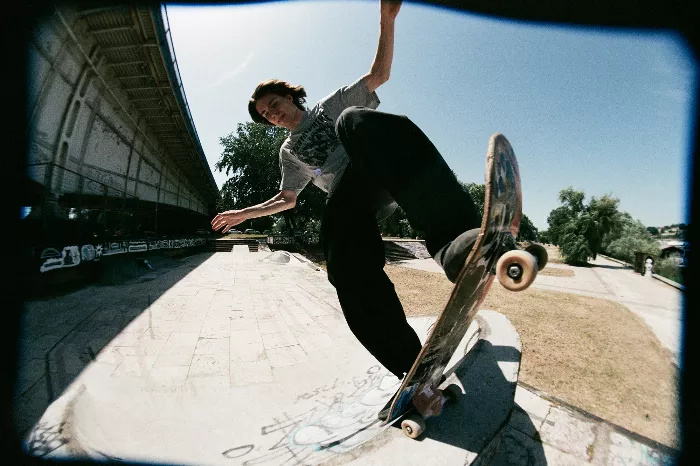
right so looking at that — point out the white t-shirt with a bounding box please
[279,77,380,197]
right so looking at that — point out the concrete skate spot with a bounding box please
[262,251,291,264]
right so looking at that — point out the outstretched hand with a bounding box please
[381,0,402,21]
[211,210,246,233]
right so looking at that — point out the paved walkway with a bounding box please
[17,248,678,465]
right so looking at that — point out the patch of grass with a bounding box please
[540,244,564,264]
[538,267,574,278]
[383,264,679,448]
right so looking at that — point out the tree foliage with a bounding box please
[604,215,660,263]
[460,181,538,241]
[216,122,326,234]
[545,187,624,265]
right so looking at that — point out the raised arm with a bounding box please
[210,190,297,233]
[363,0,401,93]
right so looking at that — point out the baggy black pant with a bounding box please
[321,107,481,378]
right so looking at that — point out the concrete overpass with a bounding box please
[23,2,220,291]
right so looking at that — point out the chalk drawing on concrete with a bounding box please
[222,365,401,465]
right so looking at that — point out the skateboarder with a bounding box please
[211,0,481,400]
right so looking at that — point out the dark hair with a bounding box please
[248,80,307,125]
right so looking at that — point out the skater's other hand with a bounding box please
[211,210,246,233]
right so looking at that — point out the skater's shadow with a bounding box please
[408,339,548,464]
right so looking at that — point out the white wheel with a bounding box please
[401,414,426,439]
[496,250,538,292]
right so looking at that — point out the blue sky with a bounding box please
[164,0,696,230]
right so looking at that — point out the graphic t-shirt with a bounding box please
[279,77,381,198]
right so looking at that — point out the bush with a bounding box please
[654,256,684,285]
[604,220,660,264]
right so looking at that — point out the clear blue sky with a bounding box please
[164,0,696,230]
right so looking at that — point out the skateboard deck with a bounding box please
[382,133,530,431]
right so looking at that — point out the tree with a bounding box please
[646,226,659,236]
[216,122,326,234]
[462,182,486,218]
[605,217,660,263]
[538,229,552,244]
[544,188,623,265]
[517,214,539,242]
[216,122,287,231]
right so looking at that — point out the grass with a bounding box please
[538,267,574,277]
[539,244,565,264]
[382,264,679,447]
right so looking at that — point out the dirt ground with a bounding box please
[383,265,679,447]
[538,267,574,277]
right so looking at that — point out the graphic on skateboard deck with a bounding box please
[382,133,547,438]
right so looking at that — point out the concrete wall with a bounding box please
[25,5,213,232]
[22,4,218,287]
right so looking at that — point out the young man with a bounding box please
[211,0,481,418]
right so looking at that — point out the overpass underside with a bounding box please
[23,3,220,291]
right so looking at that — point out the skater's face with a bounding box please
[255,93,303,130]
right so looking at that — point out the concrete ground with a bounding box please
[16,248,678,465]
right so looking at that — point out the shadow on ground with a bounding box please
[15,250,214,438]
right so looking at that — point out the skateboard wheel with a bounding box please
[496,250,538,292]
[443,384,461,405]
[525,243,548,271]
[401,414,426,439]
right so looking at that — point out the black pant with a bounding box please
[321,107,480,378]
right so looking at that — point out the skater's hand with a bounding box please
[380,0,401,22]
[211,210,247,233]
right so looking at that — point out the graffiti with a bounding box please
[80,244,96,261]
[24,422,68,457]
[83,166,119,192]
[38,237,206,273]
[39,246,81,272]
[127,241,147,253]
[222,365,400,465]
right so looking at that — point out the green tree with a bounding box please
[646,226,659,236]
[545,188,623,265]
[546,206,572,246]
[605,217,660,263]
[538,229,552,244]
[462,182,486,218]
[216,123,287,231]
[517,214,539,242]
[216,122,326,234]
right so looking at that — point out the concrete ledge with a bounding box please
[597,254,633,268]
[651,273,685,290]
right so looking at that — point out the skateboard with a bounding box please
[382,133,548,438]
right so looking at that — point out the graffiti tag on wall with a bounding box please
[38,237,206,273]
